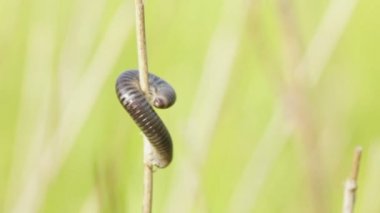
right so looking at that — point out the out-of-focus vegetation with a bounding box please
[1,0,380,212]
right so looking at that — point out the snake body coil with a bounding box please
[116,70,176,168]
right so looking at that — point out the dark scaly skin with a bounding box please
[115,70,176,168]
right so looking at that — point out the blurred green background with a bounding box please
[1,0,380,212]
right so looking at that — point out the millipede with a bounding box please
[115,70,176,168]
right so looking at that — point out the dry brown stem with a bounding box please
[135,0,149,93]
[134,0,153,212]
[143,164,153,213]
[343,146,362,213]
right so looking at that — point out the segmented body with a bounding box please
[115,70,176,168]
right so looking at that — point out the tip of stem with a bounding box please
[355,146,362,154]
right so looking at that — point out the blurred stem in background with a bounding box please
[4,1,134,212]
[228,0,358,212]
[164,0,251,211]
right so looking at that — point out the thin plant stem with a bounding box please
[135,0,149,93]
[134,0,153,212]
[343,146,363,213]
[350,147,362,181]
[143,164,153,213]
